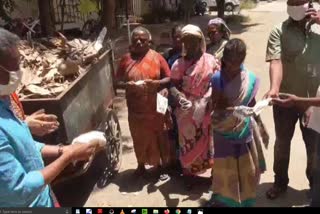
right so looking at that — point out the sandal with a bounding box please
[157,166,170,181]
[159,173,170,181]
[266,186,287,200]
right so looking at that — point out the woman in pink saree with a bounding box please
[170,25,219,179]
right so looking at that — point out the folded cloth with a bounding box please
[233,98,272,119]
[72,130,106,149]
[71,131,107,167]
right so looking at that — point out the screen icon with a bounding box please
[75,209,80,214]
[164,210,170,214]
[131,209,137,214]
[97,209,103,214]
[197,210,203,214]
[142,209,148,214]
[153,210,159,214]
[120,210,125,214]
[175,210,181,214]
[109,209,114,214]
[86,209,92,214]
[186,209,192,214]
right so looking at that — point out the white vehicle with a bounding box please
[203,0,241,12]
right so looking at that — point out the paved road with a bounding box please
[85,0,312,207]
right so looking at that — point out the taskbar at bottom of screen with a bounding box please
[72,208,205,214]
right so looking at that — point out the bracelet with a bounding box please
[58,144,64,157]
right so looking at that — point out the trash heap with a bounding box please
[17,28,107,99]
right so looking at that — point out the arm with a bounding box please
[169,60,185,102]
[40,144,63,159]
[297,97,320,107]
[40,148,73,185]
[273,94,320,109]
[39,143,95,184]
[0,136,73,205]
[267,60,283,97]
[264,27,283,98]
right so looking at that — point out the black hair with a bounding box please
[171,24,184,38]
[0,28,20,62]
[223,38,247,63]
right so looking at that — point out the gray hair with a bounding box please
[0,28,20,60]
[131,26,152,41]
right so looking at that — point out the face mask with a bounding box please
[287,3,309,21]
[0,68,22,96]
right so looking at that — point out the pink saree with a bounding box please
[171,53,219,174]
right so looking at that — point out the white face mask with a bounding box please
[287,3,309,21]
[0,68,22,96]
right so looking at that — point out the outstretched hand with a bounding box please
[271,93,298,108]
[25,109,59,137]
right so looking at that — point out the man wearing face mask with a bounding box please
[264,0,320,200]
[0,28,98,207]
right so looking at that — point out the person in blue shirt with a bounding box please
[0,28,97,207]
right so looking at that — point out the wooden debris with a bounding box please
[17,30,106,99]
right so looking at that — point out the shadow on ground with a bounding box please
[256,183,309,207]
[109,168,212,207]
[144,13,263,45]
[152,175,212,207]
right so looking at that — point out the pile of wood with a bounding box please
[17,28,107,99]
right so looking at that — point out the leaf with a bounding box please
[24,84,52,97]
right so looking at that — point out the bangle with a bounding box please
[58,144,64,157]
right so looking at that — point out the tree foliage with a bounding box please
[79,0,98,15]
[0,0,16,21]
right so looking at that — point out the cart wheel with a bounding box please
[96,109,122,188]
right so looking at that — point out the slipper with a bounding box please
[266,186,287,200]
[159,173,170,181]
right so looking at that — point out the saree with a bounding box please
[210,69,266,207]
[171,53,218,174]
[117,49,172,166]
[207,39,228,61]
